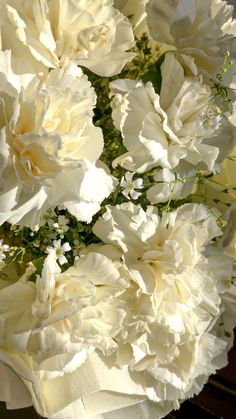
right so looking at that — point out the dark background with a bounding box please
[1,0,236,418]
[232,0,236,14]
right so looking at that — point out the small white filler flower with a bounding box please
[53,216,70,236]
[0,240,9,261]
[120,172,143,200]
[47,240,71,265]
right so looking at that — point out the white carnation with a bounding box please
[0,0,135,77]
[114,0,149,38]
[0,250,131,417]
[146,0,236,74]
[0,205,235,418]
[93,202,235,410]
[111,53,227,174]
[0,50,115,229]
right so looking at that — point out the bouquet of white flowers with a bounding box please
[0,1,236,418]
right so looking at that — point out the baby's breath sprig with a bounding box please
[211,51,235,114]
[0,206,105,280]
[199,51,235,128]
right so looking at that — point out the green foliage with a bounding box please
[211,51,235,114]
[143,53,165,94]
[30,257,45,282]
[118,33,160,80]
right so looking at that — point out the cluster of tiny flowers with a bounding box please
[52,216,70,236]
[0,240,9,261]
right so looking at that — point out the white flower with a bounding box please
[114,0,149,37]
[47,239,71,265]
[93,202,235,408]
[111,53,228,174]
[120,171,143,200]
[93,202,223,267]
[0,239,9,261]
[0,50,115,229]
[52,215,70,236]
[0,0,135,77]
[146,0,236,74]
[109,78,142,130]
[0,250,130,417]
[0,207,235,418]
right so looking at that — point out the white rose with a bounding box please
[146,0,236,75]
[0,50,115,229]
[0,0,135,77]
[93,202,235,408]
[111,53,229,174]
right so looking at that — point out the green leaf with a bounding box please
[29,256,45,282]
[143,54,166,94]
